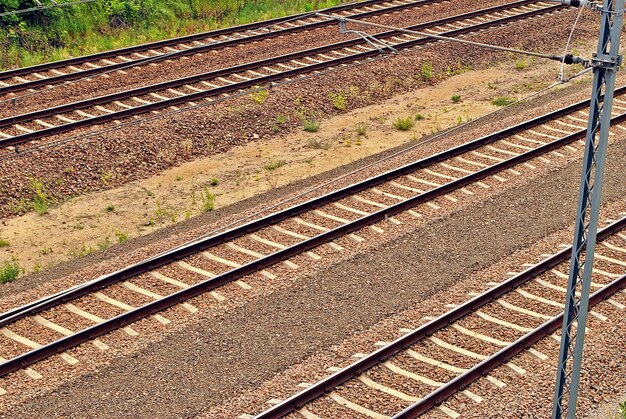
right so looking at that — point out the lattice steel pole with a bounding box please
[552,0,625,417]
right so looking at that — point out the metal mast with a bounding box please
[552,0,625,417]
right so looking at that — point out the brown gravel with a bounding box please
[3,121,624,417]
[0,3,596,218]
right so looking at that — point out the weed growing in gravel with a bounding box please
[210,177,219,186]
[487,81,496,89]
[415,113,424,121]
[420,61,433,82]
[276,114,287,124]
[0,259,21,284]
[393,117,415,131]
[305,138,331,150]
[620,402,626,419]
[98,238,111,251]
[491,97,516,107]
[40,247,52,256]
[330,92,348,111]
[250,88,269,105]
[30,178,50,215]
[451,95,461,103]
[100,170,113,186]
[356,123,368,136]
[303,117,320,133]
[115,230,128,243]
[515,59,527,70]
[33,262,42,274]
[104,204,115,213]
[457,116,463,125]
[0,239,8,248]
[200,188,216,213]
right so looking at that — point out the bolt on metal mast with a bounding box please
[552,0,625,418]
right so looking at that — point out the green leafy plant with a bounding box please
[104,204,115,213]
[356,123,368,136]
[264,159,285,171]
[30,178,50,215]
[330,92,347,111]
[415,113,424,121]
[393,117,415,131]
[0,239,9,248]
[115,230,128,243]
[303,117,320,133]
[200,188,215,213]
[451,94,461,103]
[515,59,527,70]
[210,177,219,186]
[0,259,21,284]
[420,61,433,82]
[250,88,269,105]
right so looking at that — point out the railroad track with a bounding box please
[0,0,448,96]
[0,0,562,151]
[253,216,626,418]
[0,85,623,390]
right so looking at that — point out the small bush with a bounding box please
[0,239,9,248]
[420,61,433,82]
[415,113,424,121]
[515,59,527,70]
[115,230,128,243]
[210,177,219,186]
[491,97,516,107]
[104,204,115,213]
[200,188,215,213]
[356,123,368,136]
[330,93,347,111]
[0,259,21,284]
[264,159,285,171]
[303,117,320,133]
[250,88,269,105]
[451,95,461,103]
[393,117,415,131]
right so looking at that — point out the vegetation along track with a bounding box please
[254,216,626,419]
[0,0,562,151]
[0,85,623,389]
[0,0,449,96]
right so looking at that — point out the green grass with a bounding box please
[420,61,433,82]
[303,117,320,133]
[0,0,343,71]
[115,230,129,243]
[200,188,215,213]
[30,178,50,215]
[491,96,516,107]
[451,94,461,103]
[104,204,115,213]
[209,177,219,186]
[0,259,21,284]
[264,159,285,171]
[0,239,9,248]
[330,92,347,111]
[415,113,424,121]
[355,123,368,136]
[393,117,415,131]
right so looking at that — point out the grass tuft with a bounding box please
[393,117,415,131]
[0,259,21,284]
[491,97,516,107]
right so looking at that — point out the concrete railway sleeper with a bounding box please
[0,0,451,95]
[254,217,626,418]
[0,91,622,386]
[0,0,561,150]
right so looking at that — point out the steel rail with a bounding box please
[0,88,609,327]
[0,0,558,148]
[0,108,622,379]
[0,0,445,94]
[394,271,626,418]
[255,217,626,419]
